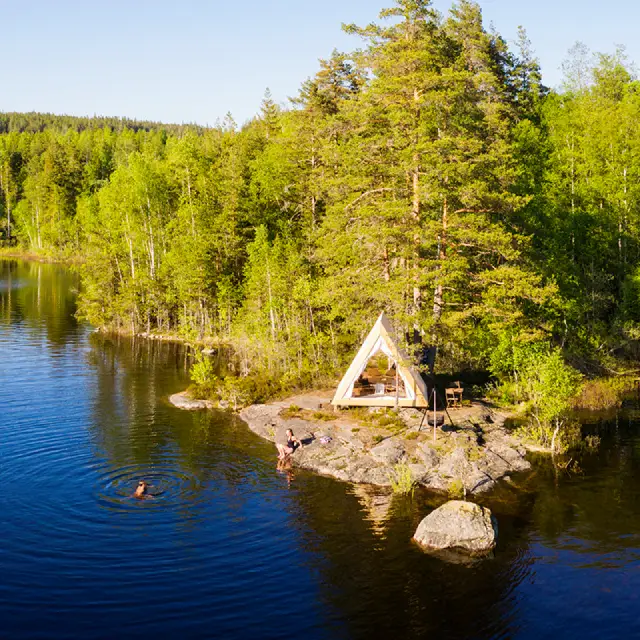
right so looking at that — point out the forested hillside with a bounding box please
[2,0,639,398]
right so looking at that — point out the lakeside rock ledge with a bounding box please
[238,391,531,495]
[413,500,497,555]
[169,391,216,410]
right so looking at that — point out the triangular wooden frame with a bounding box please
[331,312,429,408]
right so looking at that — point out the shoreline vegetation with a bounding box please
[5,1,640,463]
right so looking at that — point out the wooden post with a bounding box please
[394,361,399,411]
[433,387,437,443]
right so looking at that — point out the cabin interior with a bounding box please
[351,352,407,398]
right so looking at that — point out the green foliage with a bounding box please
[448,479,465,498]
[281,404,302,418]
[190,352,217,394]
[491,341,582,449]
[4,2,640,407]
[218,376,263,411]
[572,377,637,411]
[521,348,582,428]
[312,410,335,421]
[584,434,602,450]
[374,410,406,431]
[516,419,582,453]
[354,408,407,431]
[389,462,415,495]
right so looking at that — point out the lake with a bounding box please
[2,258,640,639]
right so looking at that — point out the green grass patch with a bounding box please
[281,404,302,418]
[448,478,465,498]
[389,462,415,495]
[312,410,335,421]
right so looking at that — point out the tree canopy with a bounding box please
[2,1,639,389]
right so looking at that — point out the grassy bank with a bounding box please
[0,247,81,265]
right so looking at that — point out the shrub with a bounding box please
[517,418,582,453]
[389,463,415,495]
[219,376,259,410]
[189,351,217,396]
[448,478,464,498]
[573,377,636,411]
[491,341,582,452]
[281,404,302,418]
[312,410,335,421]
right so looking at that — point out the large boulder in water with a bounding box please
[413,500,497,555]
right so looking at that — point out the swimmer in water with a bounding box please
[133,480,148,498]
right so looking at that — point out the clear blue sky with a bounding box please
[2,0,638,126]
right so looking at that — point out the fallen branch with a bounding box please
[603,366,640,376]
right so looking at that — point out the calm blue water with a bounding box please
[3,259,640,639]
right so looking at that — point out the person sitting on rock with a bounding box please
[276,428,302,460]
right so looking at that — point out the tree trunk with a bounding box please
[433,196,447,324]
[266,261,276,343]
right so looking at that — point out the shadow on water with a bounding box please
[4,258,640,639]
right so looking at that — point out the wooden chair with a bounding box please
[445,381,463,408]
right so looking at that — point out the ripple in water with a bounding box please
[95,464,204,513]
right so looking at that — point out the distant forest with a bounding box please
[0,111,205,136]
[2,0,640,392]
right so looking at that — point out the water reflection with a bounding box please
[0,258,80,348]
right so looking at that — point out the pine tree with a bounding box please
[316,0,557,369]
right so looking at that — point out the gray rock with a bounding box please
[285,393,331,410]
[420,473,450,493]
[239,393,531,494]
[239,404,282,439]
[408,463,429,483]
[438,447,470,479]
[417,444,440,469]
[370,438,405,464]
[485,442,531,473]
[413,500,497,555]
[357,465,394,486]
[169,391,215,410]
[464,469,496,494]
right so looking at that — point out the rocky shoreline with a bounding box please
[170,388,532,495]
[236,391,532,495]
[169,391,216,410]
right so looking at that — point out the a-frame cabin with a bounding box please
[331,312,429,408]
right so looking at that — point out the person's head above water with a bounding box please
[134,480,148,497]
